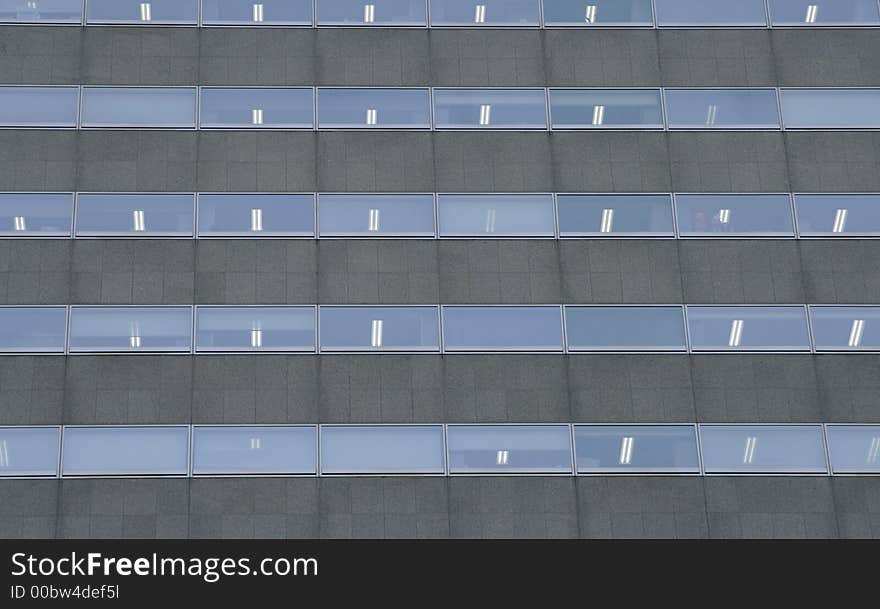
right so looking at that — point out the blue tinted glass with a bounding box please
[794,194,880,237]
[317,0,427,25]
[197,194,314,237]
[675,194,794,237]
[549,89,663,129]
[442,306,564,351]
[199,88,314,129]
[192,426,317,475]
[665,89,780,129]
[430,0,540,25]
[62,427,190,476]
[0,307,67,353]
[317,88,431,129]
[826,426,880,474]
[319,306,440,351]
[687,306,810,352]
[654,0,768,25]
[81,88,197,128]
[321,426,445,474]
[201,0,313,24]
[0,427,60,477]
[195,307,315,352]
[86,0,197,23]
[565,307,687,351]
[780,89,880,128]
[809,307,880,351]
[0,0,82,22]
[0,193,72,237]
[447,425,572,474]
[438,194,555,237]
[433,88,548,129]
[542,0,654,25]
[68,307,192,353]
[556,194,674,236]
[318,194,435,237]
[0,86,78,127]
[574,426,699,473]
[75,194,194,237]
[699,425,827,474]
[769,0,880,25]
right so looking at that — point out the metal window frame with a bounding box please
[440,304,566,353]
[684,304,813,353]
[437,192,557,238]
[767,0,880,27]
[0,0,85,24]
[779,87,880,130]
[195,192,317,238]
[428,0,542,27]
[191,423,319,477]
[793,192,880,238]
[316,86,433,130]
[572,423,701,475]
[67,304,195,354]
[431,86,550,130]
[672,192,796,239]
[0,191,75,238]
[697,423,830,476]
[652,0,770,28]
[823,423,880,476]
[317,192,438,238]
[547,87,666,131]
[197,86,316,130]
[555,192,676,238]
[79,85,199,129]
[317,304,442,353]
[0,305,69,354]
[199,0,314,26]
[540,0,656,28]
[806,304,880,353]
[563,304,689,353]
[319,424,447,475]
[663,86,782,131]
[73,191,197,238]
[193,305,318,354]
[60,424,191,478]
[0,425,62,479]
[84,0,199,25]
[445,422,575,476]
[0,84,80,130]
[315,0,429,27]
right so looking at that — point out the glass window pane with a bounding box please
[687,306,810,352]
[317,0,427,25]
[433,88,548,129]
[826,425,880,474]
[769,0,880,25]
[699,425,827,474]
[442,306,563,351]
[565,306,687,352]
[318,194,435,237]
[81,87,197,128]
[197,194,314,237]
[794,194,880,237]
[0,307,67,353]
[556,194,674,236]
[809,306,880,352]
[438,194,554,237]
[549,89,663,129]
[0,193,72,237]
[430,0,540,26]
[75,194,194,237]
[664,89,780,129]
[317,88,431,129]
[195,307,315,352]
[62,427,189,476]
[0,86,78,127]
[447,425,572,474]
[675,194,794,237]
[201,0,313,24]
[780,88,880,129]
[0,0,82,22]
[321,426,445,474]
[319,306,440,352]
[68,307,192,353]
[192,426,316,475]
[654,0,768,26]
[542,0,654,26]
[0,427,60,477]
[86,0,197,23]
[199,88,314,129]
[574,426,699,473]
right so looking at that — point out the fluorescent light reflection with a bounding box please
[728,319,744,347]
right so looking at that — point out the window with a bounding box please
[780,88,880,129]
[318,306,440,352]
[541,0,654,26]
[556,194,674,237]
[794,194,880,237]
[0,0,82,23]
[825,425,880,474]
[86,0,198,24]
[433,88,547,129]
[318,194,435,237]
[565,306,687,352]
[654,0,768,26]
[686,306,811,352]
[317,88,431,129]
[769,0,880,26]
[320,426,445,474]
[74,193,194,237]
[61,426,190,477]
[199,88,314,129]
[0,193,73,237]
[0,427,60,478]
[429,0,540,26]
[441,306,564,352]
[201,0,313,25]
[192,426,317,475]
[195,306,316,352]
[549,89,664,129]
[699,425,827,474]
[80,87,197,128]
[674,194,794,237]
[0,307,67,353]
[0,86,78,127]
[447,425,572,474]
[808,306,880,352]
[68,307,193,353]
[574,426,699,474]
[317,0,427,25]
[197,193,314,237]
[664,89,780,129]
[437,194,555,237]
